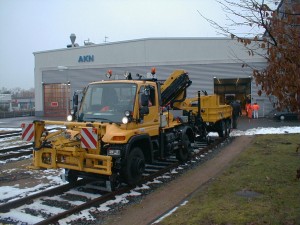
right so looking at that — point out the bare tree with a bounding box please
[199,0,300,111]
[0,87,35,98]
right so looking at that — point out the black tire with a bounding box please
[176,134,192,162]
[123,147,145,185]
[217,120,226,137]
[65,169,78,183]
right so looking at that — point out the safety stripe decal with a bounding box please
[22,123,34,142]
[81,128,97,149]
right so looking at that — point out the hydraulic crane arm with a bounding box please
[160,70,192,106]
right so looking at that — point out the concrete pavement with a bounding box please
[236,115,299,131]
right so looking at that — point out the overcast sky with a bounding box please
[0,0,232,90]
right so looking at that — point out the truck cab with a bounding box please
[74,79,161,134]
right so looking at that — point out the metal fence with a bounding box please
[0,110,35,119]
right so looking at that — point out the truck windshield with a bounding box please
[78,83,137,123]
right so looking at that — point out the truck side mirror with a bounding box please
[140,106,149,115]
[139,93,149,122]
[140,93,149,114]
[140,93,149,107]
[139,106,149,123]
[73,93,79,118]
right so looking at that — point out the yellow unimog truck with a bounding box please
[23,69,232,188]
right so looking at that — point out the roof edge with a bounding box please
[33,37,232,55]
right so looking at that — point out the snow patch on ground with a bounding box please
[0,125,300,224]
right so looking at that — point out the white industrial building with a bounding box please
[34,37,271,117]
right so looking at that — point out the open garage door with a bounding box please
[214,77,251,111]
[43,83,70,117]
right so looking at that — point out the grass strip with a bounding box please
[158,134,300,225]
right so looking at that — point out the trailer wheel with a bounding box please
[217,120,226,137]
[124,147,145,185]
[65,169,78,184]
[176,134,191,162]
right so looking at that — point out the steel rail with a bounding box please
[0,179,89,213]
[0,127,64,139]
[0,131,22,139]
[0,144,33,154]
[0,144,33,160]
[0,150,32,161]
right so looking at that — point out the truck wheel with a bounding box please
[176,134,191,162]
[124,147,145,185]
[65,169,78,183]
[217,120,226,137]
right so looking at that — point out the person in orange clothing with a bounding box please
[252,102,260,119]
[246,102,253,119]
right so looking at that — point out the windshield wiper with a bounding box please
[84,117,120,124]
[97,118,114,123]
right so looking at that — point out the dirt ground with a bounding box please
[0,159,61,189]
[102,135,254,225]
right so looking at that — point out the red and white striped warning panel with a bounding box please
[81,127,98,149]
[21,123,34,142]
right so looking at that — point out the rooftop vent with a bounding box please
[67,33,79,48]
[84,39,95,46]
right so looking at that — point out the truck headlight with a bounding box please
[108,149,121,156]
[124,110,131,117]
[122,116,129,124]
[67,115,73,121]
[122,110,132,124]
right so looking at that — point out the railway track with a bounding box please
[0,136,228,225]
[0,127,64,161]
[0,130,22,139]
[0,127,64,139]
[0,144,33,161]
